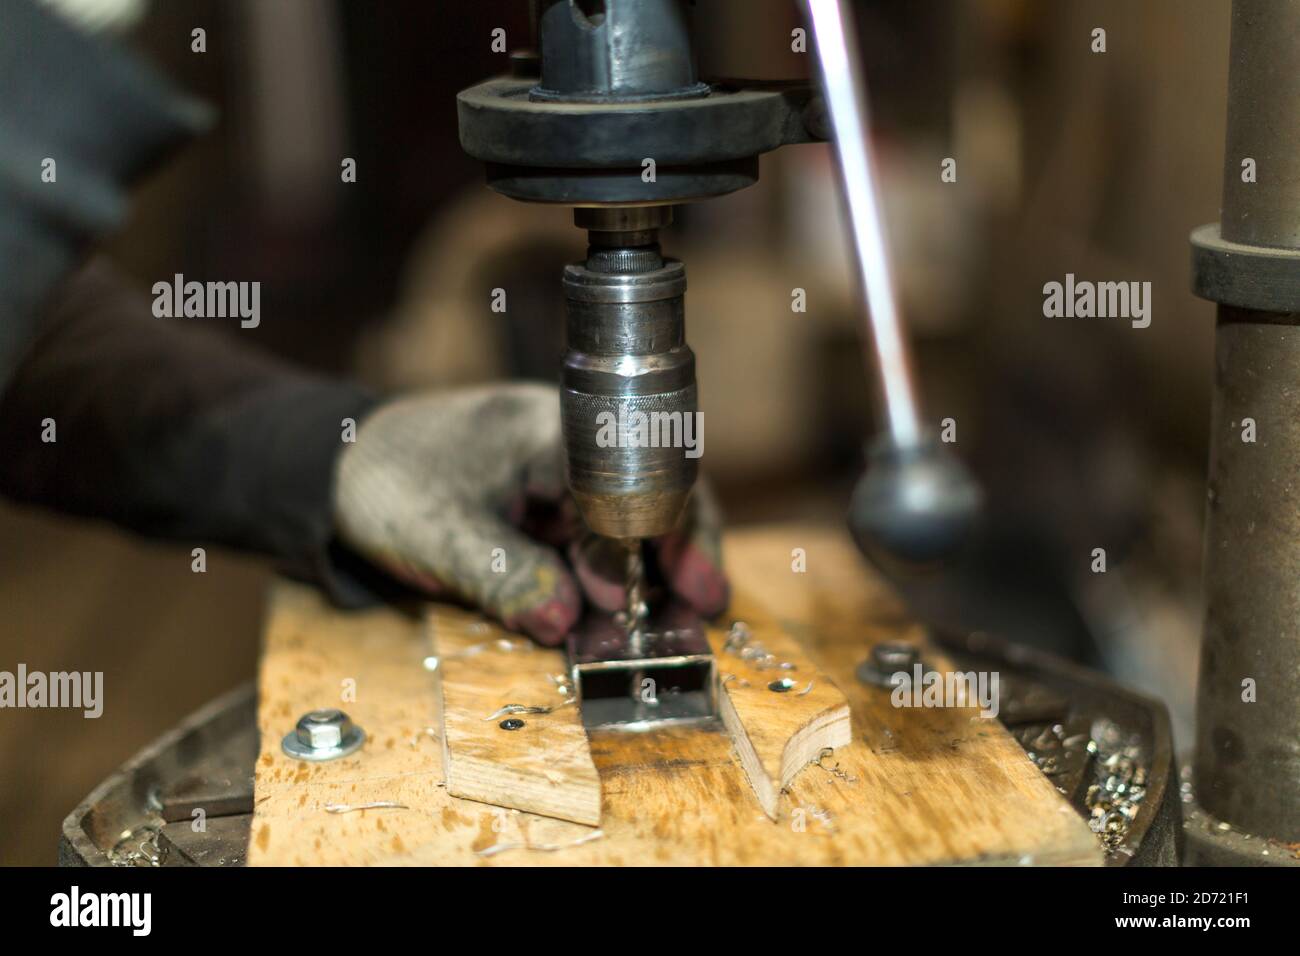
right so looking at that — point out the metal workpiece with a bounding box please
[560,207,698,540]
[1219,0,1300,249]
[567,599,715,729]
[1193,309,1300,843]
[534,0,707,103]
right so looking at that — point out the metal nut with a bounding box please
[874,642,919,671]
[856,641,928,688]
[282,708,366,761]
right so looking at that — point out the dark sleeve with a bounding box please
[0,0,212,386]
[0,260,383,602]
[0,1,394,605]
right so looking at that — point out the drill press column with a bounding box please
[1189,0,1300,854]
[560,206,697,540]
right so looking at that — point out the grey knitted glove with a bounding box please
[333,382,728,645]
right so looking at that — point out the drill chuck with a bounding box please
[560,238,698,540]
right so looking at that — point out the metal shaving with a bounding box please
[108,826,167,867]
[1017,718,1147,855]
[548,672,577,704]
[1082,718,1147,853]
[807,805,836,832]
[815,747,857,783]
[1017,722,1080,778]
[483,700,572,721]
[409,726,440,749]
[482,672,577,722]
[324,801,408,813]
[476,828,605,857]
[722,621,797,672]
[797,679,815,696]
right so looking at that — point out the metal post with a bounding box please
[1189,0,1300,860]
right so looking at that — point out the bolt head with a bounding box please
[873,642,919,670]
[857,642,929,689]
[296,709,352,750]
[282,708,364,761]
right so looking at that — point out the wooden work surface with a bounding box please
[249,524,1101,866]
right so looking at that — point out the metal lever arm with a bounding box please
[806,0,981,563]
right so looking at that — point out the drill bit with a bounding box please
[623,538,649,653]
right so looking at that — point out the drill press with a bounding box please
[457,0,978,725]
[459,0,821,724]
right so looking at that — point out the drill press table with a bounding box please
[244,524,1104,866]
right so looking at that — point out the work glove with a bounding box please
[333,382,729,645]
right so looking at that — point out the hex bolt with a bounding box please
[875,642,919,671]
[856,641,926,688]
[281,708,366,761]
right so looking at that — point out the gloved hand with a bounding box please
[333,382,729,644]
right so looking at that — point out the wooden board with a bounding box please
[431,605,600,826]
[708,605,851,819]
[428,591,849,825]
[249,524,1103,866]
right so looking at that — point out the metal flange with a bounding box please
[457,76,821,204]
[1190,222,1300,313]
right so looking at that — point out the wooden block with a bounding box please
[709,602,851,819]
[722,525,1101,866]
[249,585,448,866]
[430,605,601,827]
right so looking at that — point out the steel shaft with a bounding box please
[806,0,981,564]
[805,0,922,449]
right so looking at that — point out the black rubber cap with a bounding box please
[848,434,983,566]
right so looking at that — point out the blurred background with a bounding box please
[0,0,1228,863]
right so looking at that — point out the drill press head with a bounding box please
[457,0,820,539]
[561,206,697,540]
